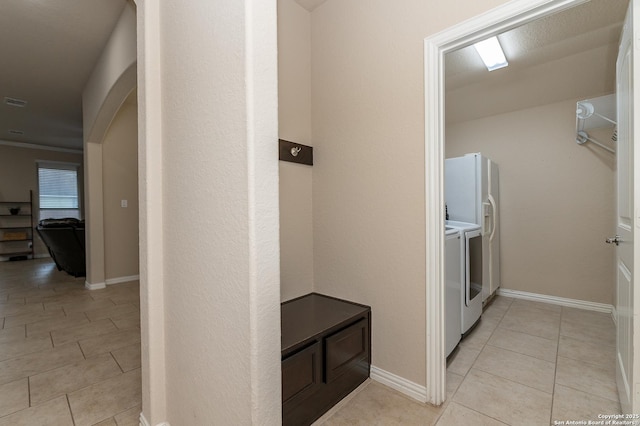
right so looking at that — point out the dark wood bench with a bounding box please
[281,293,371,426]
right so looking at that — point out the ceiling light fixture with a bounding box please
[473,36,508,71]
[4,97,27,108]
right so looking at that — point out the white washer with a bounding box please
[446,221,483,335]
[445,226,462,357]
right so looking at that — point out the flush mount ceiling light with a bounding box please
[4,97,27,108]
[474,36,508,71]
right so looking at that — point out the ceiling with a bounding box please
[0,0,127,151]
[0,0,629,151]
[446,0,628,121]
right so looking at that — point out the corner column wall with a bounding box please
[83,142,105,289]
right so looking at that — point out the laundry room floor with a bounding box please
[314,296,620,425]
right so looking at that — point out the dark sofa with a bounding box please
[36,218,86,277]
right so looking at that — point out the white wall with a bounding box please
[310,0,510,388]
[447,98,615,304]
[82,1,137,288]
[138,0,281,424]
[83,2,137,144]
[102,95,139,282]
[278,0,314,301]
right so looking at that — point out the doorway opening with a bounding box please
[424,0,622,406]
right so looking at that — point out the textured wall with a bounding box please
[278,0,315,301]
[149,0,281,424]
[82,1,137,287]
[310,0,509,387]
[102,96,139,281]
[82,2,137,145]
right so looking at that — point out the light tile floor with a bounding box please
[0,258,141,426]
[318,296,621,425]
[1,260,620,425]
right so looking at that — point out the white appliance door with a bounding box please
[462,228,483,333]
[479,155,492,302]
[466,229,483,306]
[478,154,489,231]
[488,160,500,299]
[615,0,637,413]
[445,155,478,224]
[445,233,462,357]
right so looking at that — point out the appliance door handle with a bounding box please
[465,233,471,306]
[488,194,497,241]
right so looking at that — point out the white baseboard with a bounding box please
[139,413,149,426]
[106,274,140,285]
[139,412,170,426]
[497,288,614,314]
[0,254,48,261]
[85,275,138,290]
[370,365,427,403]
[136,370,419,425]
[85,281,106,290]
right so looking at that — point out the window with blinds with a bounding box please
[37,164,81,221]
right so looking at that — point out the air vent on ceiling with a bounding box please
[8,129,24,135]
[4,97,27,108]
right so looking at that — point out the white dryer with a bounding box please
[446,221,483,335]
[445,226,462,357]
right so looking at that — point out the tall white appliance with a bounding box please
[445,153,500,302]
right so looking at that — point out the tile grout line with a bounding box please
[549,306,564,425]
[555,381,622,405]
[496,323,559,343]
[443,297,516,425]
[556,309,621,405]
[110,350,126,374]
[66,394,77,426]
[484,338,556,365]
[488,298,556,425]
[555,352,616,370]
[77,341,87,360]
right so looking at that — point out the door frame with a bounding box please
[423,0,590,405]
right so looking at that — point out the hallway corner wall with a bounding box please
[278,0,315,302]
[102,94,139,282]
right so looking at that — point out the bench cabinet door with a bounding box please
[324,318,369,383]
[282,341,322,404]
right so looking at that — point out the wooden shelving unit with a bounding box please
[0,191,34,260]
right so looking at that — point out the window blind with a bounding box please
[37,166,80,220]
